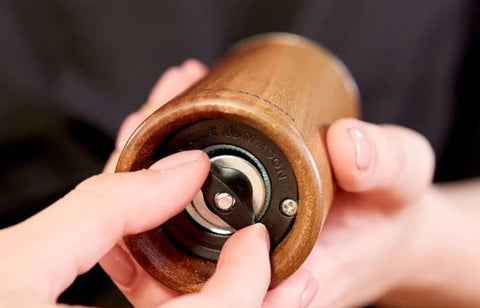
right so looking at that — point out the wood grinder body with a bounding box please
[116,33,359,293]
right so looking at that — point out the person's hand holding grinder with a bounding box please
[0,60,272,308]
[103,59,480,308]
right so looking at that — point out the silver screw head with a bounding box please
[281,199,298,217]
[214,192,236,211]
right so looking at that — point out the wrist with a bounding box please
[380,184,480,306]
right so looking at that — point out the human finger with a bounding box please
[100,241,179,307]
[104,59,207,173]
[161,224,271,308]
[0,150,209,301]
[132,58,207,145]
[262,268,318,308]
[99,59,208,305]
[142,58,207,116]
[327,118,435,201]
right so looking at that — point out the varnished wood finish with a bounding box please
[116,33,359,293]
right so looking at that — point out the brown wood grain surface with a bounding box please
[117,33,359,293]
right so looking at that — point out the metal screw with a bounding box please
[214,192,236,210]
[280,199,298,217]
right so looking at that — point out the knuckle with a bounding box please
[72,172,137,229]
[410,130,436,181]
[74,173,128,202]
[382,125,435,195]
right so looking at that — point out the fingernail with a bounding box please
[348,127,373,171]
[105,245,137,288]
[150,150,206,170]
[252,223,270,248]
[301,273,318,308]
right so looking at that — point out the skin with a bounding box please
[102,60,480,307]
[0,60,270,308]
[0,59,479,307]
[0,143,272,307]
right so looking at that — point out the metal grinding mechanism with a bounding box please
[116,33,359,293]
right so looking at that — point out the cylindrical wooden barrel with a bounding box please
[116,33,359,293]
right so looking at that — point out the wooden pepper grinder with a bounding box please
[116,33,359,293]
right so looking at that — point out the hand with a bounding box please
[100,59,322,307]
[102,59,434,307]
[0,60,272,308]
[100,58,479,308]
[263,119,439,307]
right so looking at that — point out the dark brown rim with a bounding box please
[116,97,325,292]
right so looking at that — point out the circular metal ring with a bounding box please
[186,153,268,235]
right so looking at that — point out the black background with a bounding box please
[1,1,479,306]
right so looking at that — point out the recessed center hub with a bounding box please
[160,118,298,261]
[186,152,269,235]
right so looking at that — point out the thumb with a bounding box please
[161,224,271,308]
[0,150,209,301]
[327,119,435,201]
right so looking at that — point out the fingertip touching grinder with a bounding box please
[116,33,359,293]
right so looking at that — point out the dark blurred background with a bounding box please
[1,0,479,306]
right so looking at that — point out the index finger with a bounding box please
[0,150,209,301]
